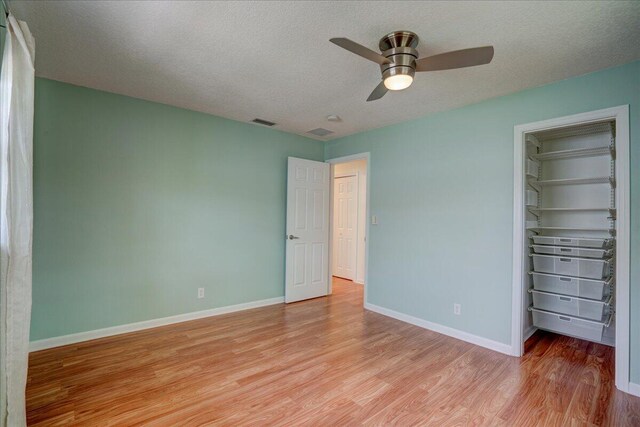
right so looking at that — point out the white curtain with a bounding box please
[0,14,35,427]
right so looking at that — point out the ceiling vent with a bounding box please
[251,118,276,127]
[307,128,334,137]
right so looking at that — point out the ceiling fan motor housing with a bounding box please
[379,31,419,81]
[380,46,418,81]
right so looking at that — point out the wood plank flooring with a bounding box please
[27,277,640,426]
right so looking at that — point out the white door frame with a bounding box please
[326,153,371,304]
[511,106,631,393]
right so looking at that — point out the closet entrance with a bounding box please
[512,106,630,393]
[327,154,370,299]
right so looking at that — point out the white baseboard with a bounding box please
[29,296,285,352]
[524,326,537,341]
[628,382,640,398]
[364,303,512,356]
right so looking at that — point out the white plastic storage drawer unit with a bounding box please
[530,272,612,300]
[530,236,612,249]
[530,308,608,342]
[530,290,611,321]
[531,254,610,279]
[531,245,612,259]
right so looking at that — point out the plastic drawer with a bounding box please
[530,236,613,249]
[531,245,612,259]
[530,272,612,300]
[530,290,611,321]
[530,308,609,342]
[531,254,610,279]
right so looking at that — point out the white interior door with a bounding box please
[333,175,357,280]
[285,157,330,303]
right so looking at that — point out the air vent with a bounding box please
[307,128,334,137]
[251,118,276,127]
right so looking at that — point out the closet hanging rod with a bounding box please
[531,145,615,161]
[527,207,616,218]
[526,226,616,236]
[528,176,615,191]
[527,207,616,212]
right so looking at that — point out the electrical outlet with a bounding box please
[198,288,205,299]
[453,303,461,315]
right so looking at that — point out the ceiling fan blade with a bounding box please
[415,46,494,72]
[367,81,388,102]
[330,38,391,65]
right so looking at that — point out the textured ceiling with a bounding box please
[10,1,640,141]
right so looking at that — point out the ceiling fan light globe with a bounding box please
[383,74,413,91]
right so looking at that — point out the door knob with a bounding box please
[287,234,300,240]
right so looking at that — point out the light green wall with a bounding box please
[32,78,323,340]
[325,61,640,382]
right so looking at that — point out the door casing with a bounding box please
[326,152,371,304]
[511,106,631,394]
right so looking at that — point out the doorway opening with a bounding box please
[327,154,369,304]
[512,106,631,394]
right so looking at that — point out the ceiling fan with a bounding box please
[330,31,494,101]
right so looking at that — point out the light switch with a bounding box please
[371,215,378,225]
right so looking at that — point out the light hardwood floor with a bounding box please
[27,278,640,426]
